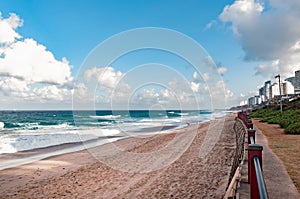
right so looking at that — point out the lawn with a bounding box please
[252,119,300,193]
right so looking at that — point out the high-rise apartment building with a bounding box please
[295,70,300,94]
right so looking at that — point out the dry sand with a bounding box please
[0,116,237,198]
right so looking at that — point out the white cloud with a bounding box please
[202,73,210,82]
[157,89,178,106]
[72,83,87,99]
[84,66,128,90]
[159,88,176,99]
[217,67,228,75]
[0,77,29,94]
[255,60,279,77]
[192,71,199,80]
[220,0,263,23]
[0,39,73,85]
[33,85,70,101]
[134,88,159,104]
[130,86,187,109]
[192,71,210,83]
[228,90,258,107]
[203,20,217,31]
[190,82,200,92]
[83,66,132,107]
[0,13,75,108]
[0,12,23,44]
[219,0,300,77]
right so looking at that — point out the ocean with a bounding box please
[0,110,222,154]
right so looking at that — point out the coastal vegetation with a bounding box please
[251,98,300,134]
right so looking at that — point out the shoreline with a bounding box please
[0,115,236,198]
[0,135,125,170]
[0,121,193,170]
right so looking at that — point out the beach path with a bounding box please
[237,119,300,199]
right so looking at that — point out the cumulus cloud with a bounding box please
[0,77,29,95]
[192,71,211,83]
[72,83,87,99]
[33,85,70,101]
[0,12,23,44]
[84,67,122,89]
[203,20,217,31]
[133,88,160,105]
[84,66,130,93]
[219,0,300,77]
[130,85,192,109]
[217,67,228,75]
[190,82,200,92]
[0,13,75,108]
[81,66,133,108]
[0,39,73,85]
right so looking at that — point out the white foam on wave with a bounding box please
[51,123,71,128]
[0,111,226,154]
[89,115,121,119]
[0,128,121,154]
[0,122,4,129]
[167,111,189,116]
[177,113,189,116]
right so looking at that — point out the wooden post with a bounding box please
[248,144,263,198]
[247,122,253,129]
[248,129,256,144]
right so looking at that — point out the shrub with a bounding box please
[251,107,300,134]
[285,122,300,134]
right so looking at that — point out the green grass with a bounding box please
[251,99,300,134]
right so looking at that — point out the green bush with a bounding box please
[251,107,300,134]
[279,119,291,129]
[285,122,300,134]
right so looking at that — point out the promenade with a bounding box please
[236,121,299,198]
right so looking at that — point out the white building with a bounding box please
[270,83,280,98]
[295,70,300,94]
[269,81,294,99]
[264,80,271,100]
[248,97,255,107]
[282,81,294,96]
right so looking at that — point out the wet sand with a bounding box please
[0,116,237,198]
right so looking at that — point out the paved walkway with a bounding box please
[236,124,300,199]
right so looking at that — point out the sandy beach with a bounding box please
[0,115,237,198]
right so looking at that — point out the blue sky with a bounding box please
[0,0,300,110]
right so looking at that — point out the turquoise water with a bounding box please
[0,110,220,153]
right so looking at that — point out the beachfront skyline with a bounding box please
[0,0,300,110]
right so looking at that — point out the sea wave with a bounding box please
[0,122,73,132]
[0,128,121,154]
[0,110,225,154]
[89,115,121,119]
[167,112,189,116]
[177,113,189,116]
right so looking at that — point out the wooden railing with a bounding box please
[237,111,269,199]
